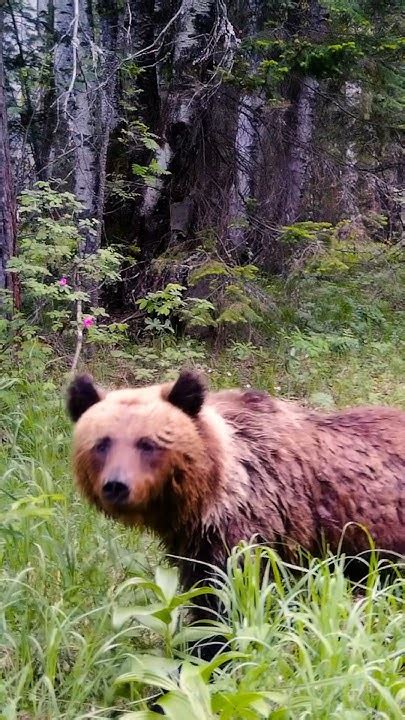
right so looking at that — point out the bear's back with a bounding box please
[199,388,405,557]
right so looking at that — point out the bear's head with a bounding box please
[66,371,207,525]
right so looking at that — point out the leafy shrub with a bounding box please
[4,183,126,360]
[136,269,263,337]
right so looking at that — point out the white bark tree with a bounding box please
[340,81,365,226]
[228,0,263,253]
[4,0,54,183]
[0,2,19,305]
[96,1,121,241]
[53,0,98,254]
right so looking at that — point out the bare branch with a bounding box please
[71,298,83,372]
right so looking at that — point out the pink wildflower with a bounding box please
[83,316,95,329]
[58,277,68,286]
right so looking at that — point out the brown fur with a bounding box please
[69,374,405,599]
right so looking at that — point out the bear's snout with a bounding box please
[102,478,130,506]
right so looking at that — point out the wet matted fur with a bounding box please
[67,371,405,647]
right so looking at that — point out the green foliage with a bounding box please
[258,238,405,404]
[306,238,387,276]
[279,222,334,246]
[112,565,217,659]
[287,328,360,359]
[132,159,171,185]
[4,183,125,353]
[137,284,186,318]
[0,346,148,718]
[181,298,217,328]
[217,300,262,326]
[230,0,404,139]
[114,544,405,719]
[189,261,231,282]
[0,494,63,535]
[249,38,364,88]
[136,284,187,336]
[136,264,263,336]
[187,259,263,331]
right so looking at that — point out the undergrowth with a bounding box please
[1,258,404,718]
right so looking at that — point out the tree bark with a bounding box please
[142,0,238,223]
[73,0,98,254]
[283,76,319,224]
[227,0,263,255]
[95,1,121,245]
[0,3,19,307]
[3,0,55,186]
[53,0,98,255]
[341,81,362,223]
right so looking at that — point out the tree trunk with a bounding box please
[95,1,121,245]
[142,0,238,225]
[53,0,98,255]
[53,0,78,182]
[341,81,362,223]
[283,76,319,224]
[227,0,263,255]
[73,0,98,254]
[0,4,19,307]
[3,0,54,186]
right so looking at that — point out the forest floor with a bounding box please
[1,266,404,719]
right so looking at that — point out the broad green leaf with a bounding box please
[116,654,180,692]
[155,566,179,603]
[112,603,168,632]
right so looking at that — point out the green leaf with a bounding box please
[116,654,181,692]
[177,662,213,718]
[158,692,197,718]
[142,136,160,151]
[155,566,179,604]
[212,690,270,717]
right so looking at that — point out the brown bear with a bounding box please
[67,370,405,650]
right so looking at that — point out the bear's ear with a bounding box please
[66,374,103,422]
[166,370,206,417]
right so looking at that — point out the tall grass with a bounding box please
[0,347,155,718]
[115,546,405,719]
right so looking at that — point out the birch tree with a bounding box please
[341,81,362,224]
[227,0,263,254]
[0,1,18,304]
[3,0,54,186]
[53,0,99,256]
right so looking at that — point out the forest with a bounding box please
[0,0,404,718]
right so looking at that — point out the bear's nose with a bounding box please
[102,479,130,505]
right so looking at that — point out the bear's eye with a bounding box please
[94,436,111,454]
[137,437,158,454]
